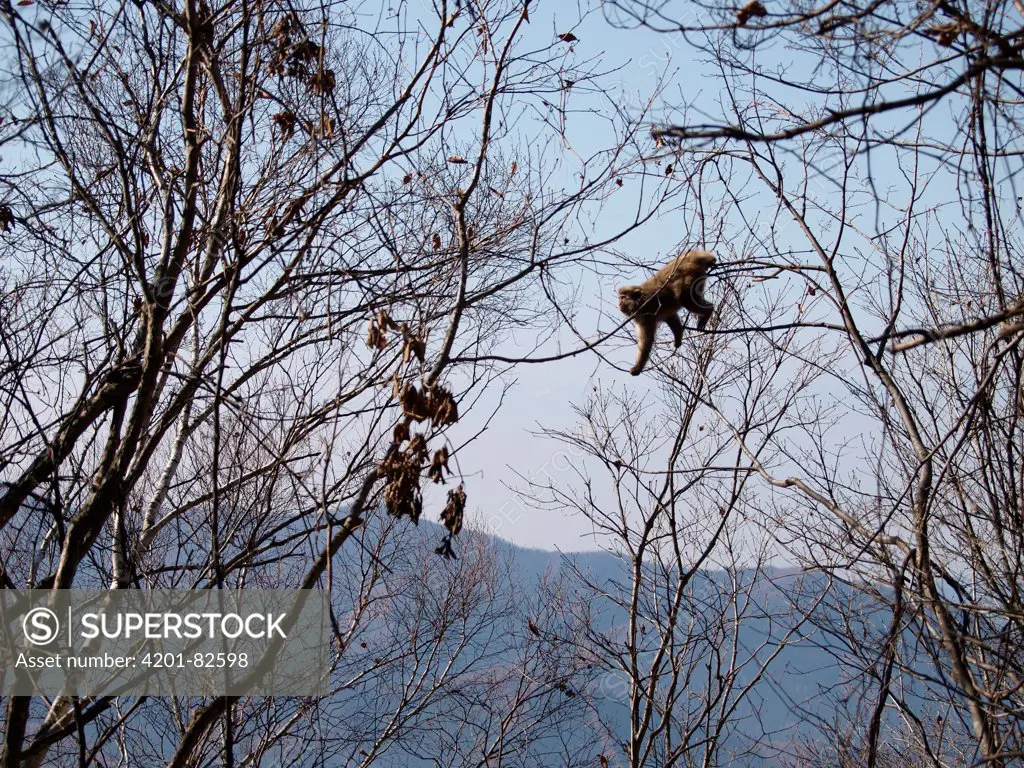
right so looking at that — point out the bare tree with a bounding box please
[526,324,824,766]
[592,1,1024,765]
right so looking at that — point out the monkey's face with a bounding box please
[618,287,644,316]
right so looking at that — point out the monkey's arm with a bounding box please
[630,318,656,375]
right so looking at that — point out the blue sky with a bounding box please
[421,0,998,552]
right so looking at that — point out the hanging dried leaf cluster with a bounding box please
[926,21,966,47]
[271,110,297,139]
[402,326,426,365]
[380,362,464,552]
[735,0,766,25]
[394,378,459,425]
[434,484,466,560]
[379,395,462,533]
[367,307,427,366]
[366,309,397,350]
[267,13,335,94]
[440,483,465,536]
[380,433,429,524]
[428,445,449,483]
[307,67,336,96]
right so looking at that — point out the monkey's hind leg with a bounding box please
[690,277,715,331]
[665,314,684,348]
[694,306,713,331]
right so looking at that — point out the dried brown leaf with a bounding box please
[428,446,450,483]
[735,0,767,25]
[402,328,427,365]
[927,22,963,47]
[272,110,297,139]
[428,386,459,426]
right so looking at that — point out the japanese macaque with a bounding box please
[617,249,716,375]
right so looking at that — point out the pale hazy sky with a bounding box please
[427,3,722,551]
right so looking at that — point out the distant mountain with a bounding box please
[337,515,869,766]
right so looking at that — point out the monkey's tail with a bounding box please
[682,249,717,273]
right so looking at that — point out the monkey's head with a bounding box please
[618,286,645,316]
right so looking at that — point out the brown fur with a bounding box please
[617,250,716,375]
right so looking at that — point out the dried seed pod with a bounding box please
[271,111,297,140]
[440,483,466,537]
[407,433,428,461]
[400,383,430,422]
[735,0,766,25]
[366,320,385,349]
[927,22,964,47]
[427,386,459,426]
[367,310,397,349]
[380,433,429,524]
[428,446,450,484]
[308,68,336,95]
[401,325,426,364]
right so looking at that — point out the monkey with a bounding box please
[617,249,716,375]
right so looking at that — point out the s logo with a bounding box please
[22,607,59,646]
